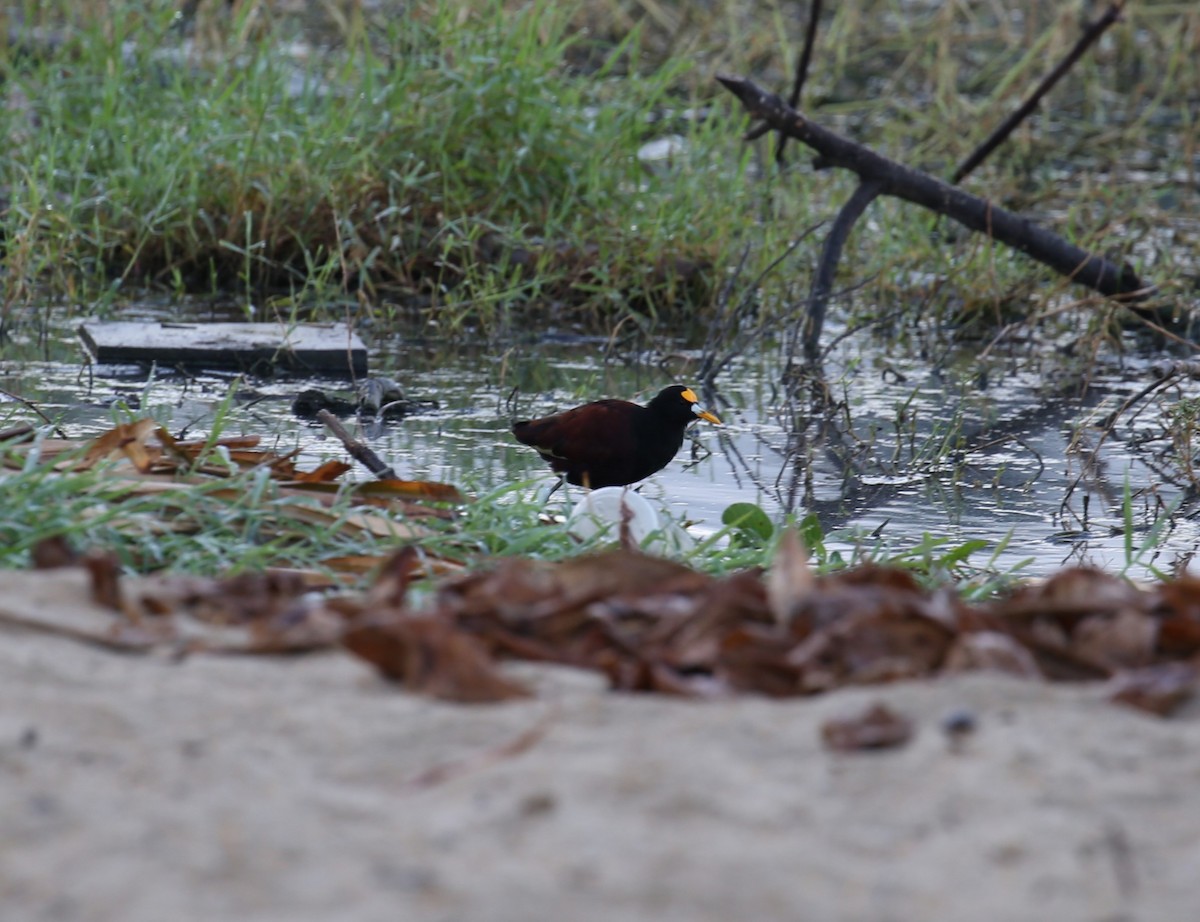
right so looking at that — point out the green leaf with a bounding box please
[939,539,989,567]
[722,502,774,543]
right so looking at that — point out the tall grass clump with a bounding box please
[0,0,1193,347]
[0,0,758,332]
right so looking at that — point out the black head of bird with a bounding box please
[512,385,722,488]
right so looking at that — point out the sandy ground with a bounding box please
[3,573,1200,922]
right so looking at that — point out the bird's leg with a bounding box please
[532,477,571,526]
[540,477,566,502]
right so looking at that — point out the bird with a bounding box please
[512,385,721,489]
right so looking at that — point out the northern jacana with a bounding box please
[512,385,721,488]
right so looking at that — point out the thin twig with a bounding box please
[0,387,68,438]
[400,706,558,790]
[1097,363,1184,431]
[953,2,1127,184]
[776,0,823,164]
[700,227,821,389]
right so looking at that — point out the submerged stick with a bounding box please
[317,409,399,480]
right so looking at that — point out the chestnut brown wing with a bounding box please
[513,399,645,486]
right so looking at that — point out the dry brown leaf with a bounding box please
[996,567,1147,624]
[785,583,957,692]
[82,418,161,471]
[784,565,947,638]
[1151,577,1200,657]
[984,567,1159,679]
[342,616,530,702]
[717,624,804,696]
[942,630,1043,678]
[652,569,771,671]
[365,546,424,608]
[289,460,354,483]
[31,535,79,569]
[822,703,914,752]
[0,437,77,468]
[446,549,699,624]
[1072,608,1159,670]
[0,422,34,444]
[128,569,344,653]
[83,551,123,611]
[19,491,1200,717]
[786,617,950,692]
[1107,663,1199,717]
[355,478,464,503]
[766,528,812,625]
[184,570,312,625]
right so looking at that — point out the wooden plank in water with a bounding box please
[78,321,368,377]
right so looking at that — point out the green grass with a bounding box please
[0,0,1193,342]
[0,0,759,332]
[0,0,1196,585]
[0,418,1039,595]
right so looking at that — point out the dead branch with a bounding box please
[801,179,883,359]
[717,74,1154,360]
[317,409,398,480]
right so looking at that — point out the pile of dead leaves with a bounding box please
[338,535,1200,715]
[17,529,1199,718]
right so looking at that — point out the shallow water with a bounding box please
[3,307,1199,580]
